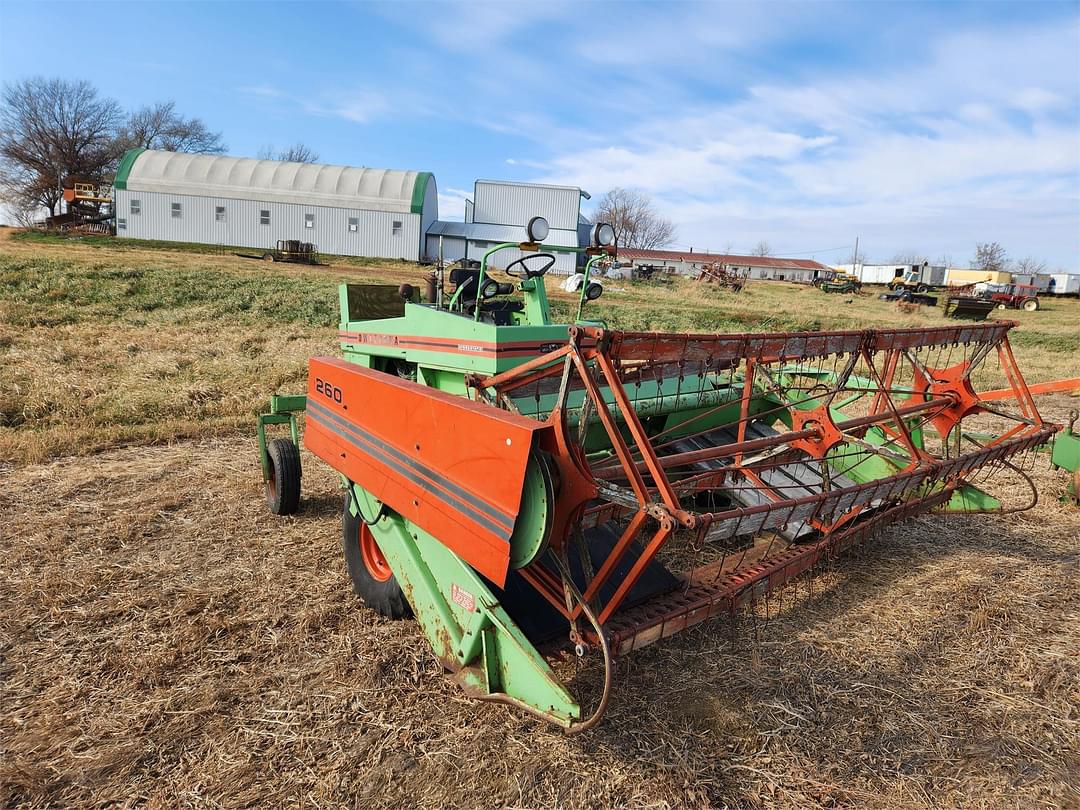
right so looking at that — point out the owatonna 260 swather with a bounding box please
[257,218,1080,731]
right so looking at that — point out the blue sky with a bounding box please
[2,1,1078,269]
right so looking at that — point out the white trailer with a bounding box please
[1012,272,1052,291]
[1048,273,1080,296]
[832,263,907,285]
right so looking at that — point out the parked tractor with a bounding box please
[981,283,1041,312]
[256,216,1079,731]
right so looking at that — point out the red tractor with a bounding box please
[984,283,1041,312]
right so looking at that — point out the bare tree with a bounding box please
[257,143,320,163]
[1015,256,1047,275]
[973,242,1009,273]
[124,101,225,154]
[891,250,925,265]
[280,143,319,163]
[751,240,772,257]
[590,188,675,250]
[0,77,125,215]
[0,187,49,226]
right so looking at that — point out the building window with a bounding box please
[130,199,141,215]
[392,220,402,237]
[304,213,314,229]
[117,217,127,231]
[171,202,182,219]
[215,206,226,222]
[259,209,270,226]
[348,217,358,232]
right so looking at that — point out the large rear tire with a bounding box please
[342,493,411,619]
[265,438,301,515]
[1021,298,1039,312]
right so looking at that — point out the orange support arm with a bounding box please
[979,377,1080,402]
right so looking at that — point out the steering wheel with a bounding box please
[504,253,556,279]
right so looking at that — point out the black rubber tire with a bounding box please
[265,437,301,515]
[916,284,929,293]
[1021,298,1039,312]
[341,493,412,619]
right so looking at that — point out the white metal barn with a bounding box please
[113,148,438,261]
[425,180,589,275]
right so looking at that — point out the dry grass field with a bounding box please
[2,231,1078,808]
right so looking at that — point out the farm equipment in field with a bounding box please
[887,263,948,294]
[881,290,938,307]
[257,216,1080,731]
[262,240,320,264]
[1051,412,1080,505]
[944,296,997,320]
[818,276,861,294]
[697,262,747,291]
[982,283,1041,312]
[814,271,862,294]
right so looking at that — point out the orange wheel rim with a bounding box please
[359,523,392,582]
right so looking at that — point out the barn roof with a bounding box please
[619,248,830,271]
[114,148,434,215]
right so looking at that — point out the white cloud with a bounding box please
[305,90,389,124]
[533,17,1080,268]
[437,187,473,221]
[236,84,282,98]
[402,0,575,52]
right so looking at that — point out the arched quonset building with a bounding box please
[113,148,437,261]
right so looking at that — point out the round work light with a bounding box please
[527,216,550,243]
[591,222,616,247]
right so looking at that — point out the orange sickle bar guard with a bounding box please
[303,357,553,586]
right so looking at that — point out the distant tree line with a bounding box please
[0,76,318,224]
[878,242,1053,274]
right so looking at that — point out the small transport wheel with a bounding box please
[996,303,1008,310]
[265,437,301,515]
[1021,298,1039,312]
[342,493,411,619]
[262,252,276,262]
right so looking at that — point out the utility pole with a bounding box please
[852,236,860,270]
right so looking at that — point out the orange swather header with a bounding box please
[303,357,552,586]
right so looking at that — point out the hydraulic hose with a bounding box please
[550,552,613,735]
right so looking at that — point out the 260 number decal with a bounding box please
[315,377,343,404]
